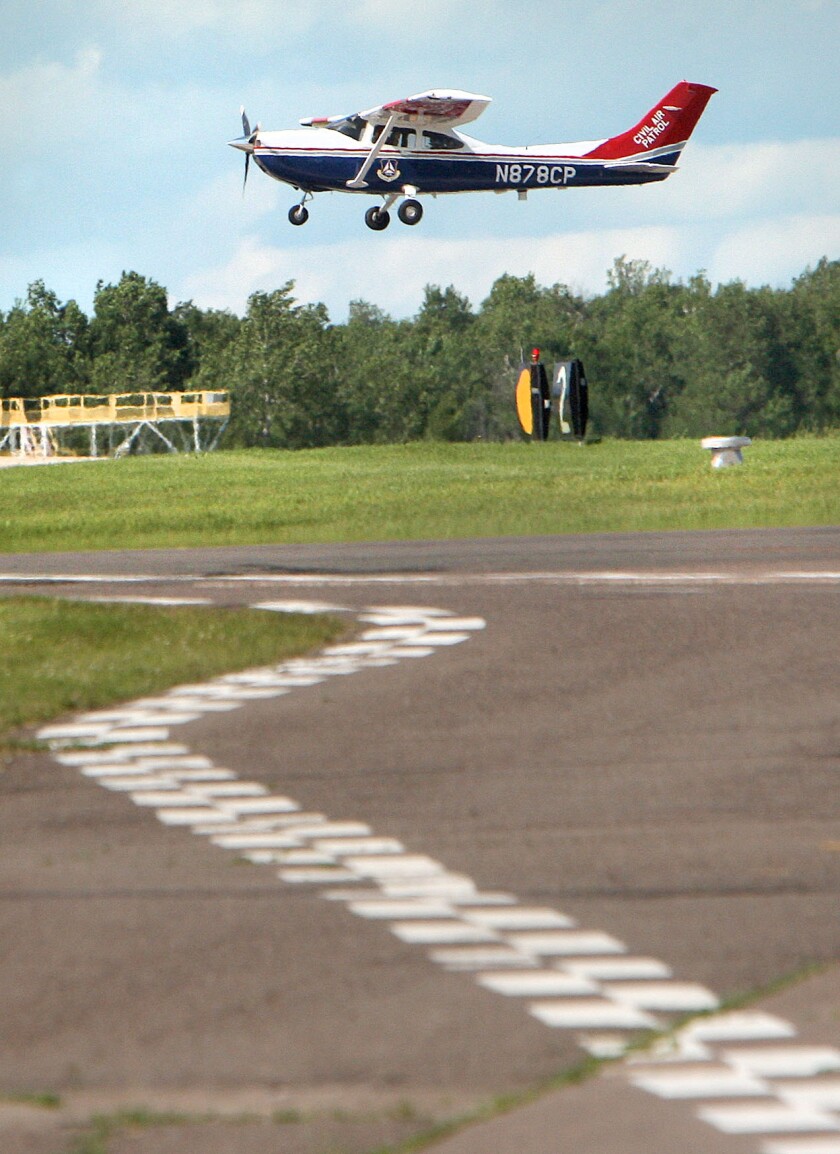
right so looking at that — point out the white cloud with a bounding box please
[0,237,123,309]
[708,214,840,286]
[667,139,840,221]
[0,47,103,143]
[180,225,684,318]
[86,0,321,41]
[181,198,840,321]
[348,0,491,31]
[83,0,509,46]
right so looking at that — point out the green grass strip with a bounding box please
[2,438,838,554]
[0,598,344,741]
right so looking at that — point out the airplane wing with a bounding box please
[301,90,491,131]
[360,90,492,128]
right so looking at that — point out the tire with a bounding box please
[398,199,423,225]
[364,206,391,231]
[288,205,309,226]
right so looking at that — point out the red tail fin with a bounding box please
[586,81,716,161]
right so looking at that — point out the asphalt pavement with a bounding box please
[1,527,838,1154]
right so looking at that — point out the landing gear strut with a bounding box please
[288,191,313,226]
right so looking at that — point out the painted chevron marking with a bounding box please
[37,592,840,1151]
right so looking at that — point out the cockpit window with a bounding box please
[423,131,464,150]
[333,115,365,141]
[372,124,417,148]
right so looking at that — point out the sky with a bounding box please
[1,0,838,322]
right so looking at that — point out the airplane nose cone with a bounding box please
[228,137,254,153]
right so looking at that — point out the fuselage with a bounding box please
[251,123,681,196]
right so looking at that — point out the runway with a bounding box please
[1,527,838,1154]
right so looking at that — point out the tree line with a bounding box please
[1,257,838,444]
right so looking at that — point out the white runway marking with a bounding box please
[681,1012,799,1043]
[504,930,628,956]
[780,1083,840,1110]
[721,1049,840,1079]
[606,981,721,1012]
[478,971,600,997]
[698,1103,839,1136]
[530,999,660,1030]
[462,907,575,930]
[31,587,840,1152]
[630,1066,771,1099]
[4,568,840,589]
[563,957,673,980]
[221,571,840,587]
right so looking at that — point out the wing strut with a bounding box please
[346,112,399,189]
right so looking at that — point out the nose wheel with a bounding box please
[288,191,313,226]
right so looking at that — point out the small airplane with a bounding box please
[229,81,716,231]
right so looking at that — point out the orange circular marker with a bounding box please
[515,367,533,435]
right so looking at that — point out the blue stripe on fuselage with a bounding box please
[254,148,672,194]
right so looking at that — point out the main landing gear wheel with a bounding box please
[365,206,391,231]
[288,204,309,226]
[398,198,423,225]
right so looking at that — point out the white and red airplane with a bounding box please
[229,80,716,231]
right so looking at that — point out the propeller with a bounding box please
[229,107,261,194]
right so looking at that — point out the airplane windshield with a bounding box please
[333,116,365,141]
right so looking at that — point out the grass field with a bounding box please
[2,437,838,554]
[0,598,344,742]
[1,437,836,739]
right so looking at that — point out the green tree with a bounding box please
[224,283,337,448]
[784,258,840,429]
[0,280,89,398]
[409,285,481,441]
[664,279,796,437]
[88,271,192,394]
[171,301,241,392]
[333,300,409,444]
[584,258,688,438]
